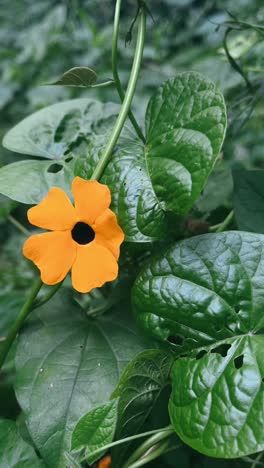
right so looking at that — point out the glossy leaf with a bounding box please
[50,66,98,87]
[72,399,118,464]
[111,349,174,466]
[132,231,264,457]
[0,419,43,467]
[233,169,264,233]
[145,72,227,215]
[169,335,264,458]
[2,98,119,159]
[15,292,151,467]
[98,72,226,241]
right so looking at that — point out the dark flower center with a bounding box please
[71,222,95,245]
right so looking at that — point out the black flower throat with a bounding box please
[71,222,95,245]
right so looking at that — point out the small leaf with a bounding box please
[72,399,118,464]
[111,349,174,466]
[50,67,98,87]
[233,169,264,233]
[132,231,264,457]
[0,419,43,467]
[15,292,152,467]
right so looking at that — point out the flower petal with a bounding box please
[71,241,118,293]
[94,209,125,260]
[23,231,76,285]
[28,187,76,230]
[72,177,111,224]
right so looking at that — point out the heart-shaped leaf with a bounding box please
[15,292,152,467]
[144,72,226,215]
[77,72,226,242]
[132,232,264,457]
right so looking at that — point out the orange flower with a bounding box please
[23,177,124,293]
[98,455,111,468]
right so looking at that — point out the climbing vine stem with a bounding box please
[91,5,146,181]
[112,0,146,143]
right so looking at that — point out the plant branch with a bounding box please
[112,0,145,143]
[91,6,146,181]
[0,278,42,370]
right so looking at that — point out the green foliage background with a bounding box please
[0,0,264,467]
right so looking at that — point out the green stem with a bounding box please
[91,6,146,181]
[124,426,174,467]
[112,0,145,143]
[78,426,172,462]
[209,210,234,233]
[127,440,170,468]
[8,214,30,236]
[0,278,42,370]
[32,282,62,310]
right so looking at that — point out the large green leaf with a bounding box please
[72,399,118,464]
[0,419,43,468]
[15,292,152,468]
[78,72,226,242]
[145,72,226,215]
[132,232,264,458]
[233,169,264,233]
[0,99,118,204]
[111,349,174,467]
[2,99,119,159]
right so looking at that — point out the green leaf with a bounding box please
[145,72,227,215]
[233,169,264,233]
[169,335,264,458]
[50,67,98,87]
[72,399,118,464]
[80,72,226,242]
[111,349,174,466]
[0,159,72,204]
[2,98,119,159]
[0,98,119,204]
[132,231,264,458]
[15,292,152,467]
[0,419,43,468]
